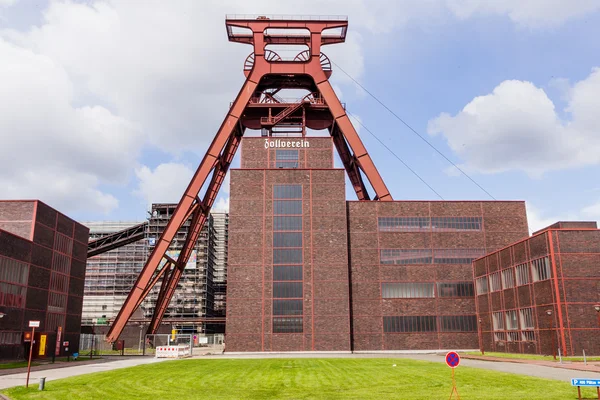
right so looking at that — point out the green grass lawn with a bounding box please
[0,361,39,370]
[465,351,600,362]
[2,358,597,400]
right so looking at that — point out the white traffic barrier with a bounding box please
[155,345,191,358]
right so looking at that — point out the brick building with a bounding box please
[474,222,600,356]
[0,200,88,360]
[225,137,529,352]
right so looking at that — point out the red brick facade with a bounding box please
[0,200,89,360]
[226,137,530,352]
[474,225,600,356]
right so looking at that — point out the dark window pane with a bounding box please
[273,249,302,264]
[274,185,302,199]
[273,266,303,281]
[276,150,299,161]
[440,315,477,332]
[273,317,303,333]
[274,200,302,215]
[437,282,474,297]
[273,282,302,298]
[273,232,302,248]
[383,316,437,333]
[382,283,435,298]
[273,299,303,315]
[274,216,302,231]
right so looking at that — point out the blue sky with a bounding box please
[1,1,599,232]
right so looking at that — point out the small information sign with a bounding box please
[29,321,40,328]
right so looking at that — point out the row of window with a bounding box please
[382,282,474,299]
[0,256,29,286]
[492,308,535,331]
[383,315,478,333]
[273,185,303,334]
[380,249,485,265]
[475,257,551,295]
[378,217,482,232]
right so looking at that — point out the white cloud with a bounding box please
[581,201,600,220]
[0,37,140,214]
[213,197,230,212]
[428,68,600,176]
[1,0,597,217]
[133,163,195,206]
[0,0,17,7]
[446,0,600,28]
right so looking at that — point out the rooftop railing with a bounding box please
[226,14,348,21]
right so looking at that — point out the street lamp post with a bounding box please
[546,309,557,360]
[594,305,600,329]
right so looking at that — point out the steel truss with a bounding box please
[106,15,392,342]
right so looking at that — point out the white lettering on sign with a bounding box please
[264,139,310,149]
[29,321,40,328]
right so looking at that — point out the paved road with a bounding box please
[0,357,167,390]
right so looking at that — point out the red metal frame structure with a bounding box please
[106,15,392,342]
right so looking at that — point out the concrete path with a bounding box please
[0,356,167,390]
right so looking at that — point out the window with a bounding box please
[505,310,518,330]
[274,216,302,231]
[274,201,302,215]
[273,299,303,315]
[437,282,474,297]
[532,257,551,282]
[494,332,506,342]
[519,308,534,329]
[46,312,65,331]
[377,217,482,232]
[273,266,303,281]
[273,232,302,247]
[377,217,430,232]
[273,184,303,333]
[50,272,69,293]
[475,277,488,295]
[273,317,303,333]
[381,283,435,298]
[53,253,71,274]
[273,282,302,298]
[0,283,27,308]
[0,332,21,345]
[433,249,486,264]
[274,184,302,199]
[501,268,515,289]
[440,315,477,332]
[47,292,67,313]
[492,312,504,331]
[54,233,73,255]
[489,272,501,292]
[0,256,29,285]
[383,316,437,333]
[516,263,530,285]
[275,150,299,169]
[521,331,535,341]
[273,249,302,264]
[380,249,432,265]
[507,332,519,342]
[430,217,482,231]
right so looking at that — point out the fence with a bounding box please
[145,334,192,358]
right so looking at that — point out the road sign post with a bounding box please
[445,351,461,400]
[26,321,40,388]
[571,378,600,400]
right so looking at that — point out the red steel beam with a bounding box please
[107,16,392,342]
[106,78,256,343]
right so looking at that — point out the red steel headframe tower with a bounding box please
[106,15,392,342]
